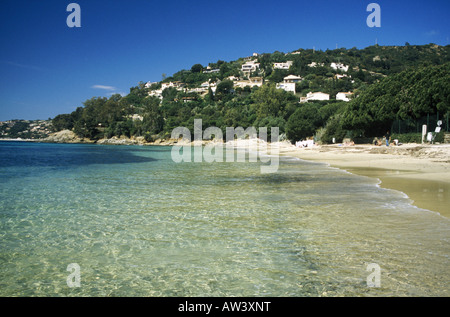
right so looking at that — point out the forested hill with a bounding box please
[44,43,450,143]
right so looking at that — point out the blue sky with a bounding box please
[0,0,449,121]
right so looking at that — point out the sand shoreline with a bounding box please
[279,143,450,218]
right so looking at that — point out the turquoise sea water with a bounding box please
[0,141,449,296]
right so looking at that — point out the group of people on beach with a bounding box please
[375,131,391,146]
[373,131,400,146]
[295,139,315,148]
[296,130,398,148]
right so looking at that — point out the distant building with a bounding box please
[186,87,208,96]
[144,81,158,88]
[200,81,211,88]
[330,62,349,72]
[203,67,220,74]
[234,77,264,88]
[276,75,303,94]
[128,114,144,121]
[276,82,295,93]
[200,80,218,93]
[148,89,163,99]
[273,61,293,70]
[181,96,197,103]
[161,81,185,90]
[335,74,349,80]
[283,75,302,83]
[225,76,239,81]
[308,62,325,67]
[300,91,330,103]
[181,79,220,96]
[336,91,354,102]
[241,60,260,73]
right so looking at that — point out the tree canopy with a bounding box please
[341,63,450,136]
[49,44,450,143]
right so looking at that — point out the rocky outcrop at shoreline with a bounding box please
[96,136,193,146]
[43,130,92,144]
[44,130,210,146]
[96,136,146,145]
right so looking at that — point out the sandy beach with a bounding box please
[279,143,450,218]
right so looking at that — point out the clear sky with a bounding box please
[1,0,449,121]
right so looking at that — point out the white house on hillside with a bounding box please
[149,89,163,99]
[201,80,218,92]
[203,66,220,74]
[161,81,185,90]
[283,75,303,83]
[330,62,349,72]
[308,62,325,67]
[226,76,239,81]
[276,75,302,94]
[145,81,158,88]
[234,77,264,88]
[241,60,260,73]
[300,91,330,103]
[273,61,293,70]
[335,74,349,80]
[336,91,354,102]
[149,81,185,99]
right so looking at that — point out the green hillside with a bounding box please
[49,43,450,143]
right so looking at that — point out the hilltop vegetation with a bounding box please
[341,62,450,136]
[49,44,450,143]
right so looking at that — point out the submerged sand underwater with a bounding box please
[0,142,449,296]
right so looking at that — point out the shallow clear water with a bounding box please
[0,142,449,296]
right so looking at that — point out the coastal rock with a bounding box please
[151,138,190,146]
[44,130,86,143]
[97,136,146,145]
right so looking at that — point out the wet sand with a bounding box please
[343,167,450,218]
[279,143,450,218]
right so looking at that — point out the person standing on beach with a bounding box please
[385,130,390,146]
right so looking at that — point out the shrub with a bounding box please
[321,115,348,144]
[286,104,321,142]
[434,131,445,143]
[390,133,422,143]
[144,132,155,142]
